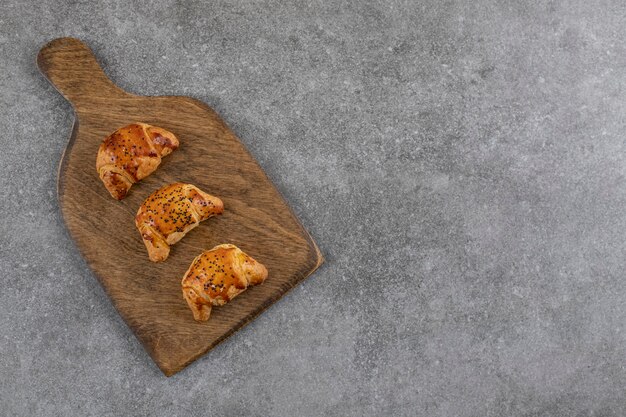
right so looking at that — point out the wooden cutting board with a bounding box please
[37,37,323,376]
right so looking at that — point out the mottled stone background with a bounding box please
[2,1,626,416]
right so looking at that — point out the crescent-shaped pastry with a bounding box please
[96,123,179,199]
[135,183,224,262]
[182,244,268,321]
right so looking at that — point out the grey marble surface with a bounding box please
[2,1,626,416]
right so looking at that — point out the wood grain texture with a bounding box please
[37,37,323,376]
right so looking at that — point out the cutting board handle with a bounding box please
[37,37,128,109]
